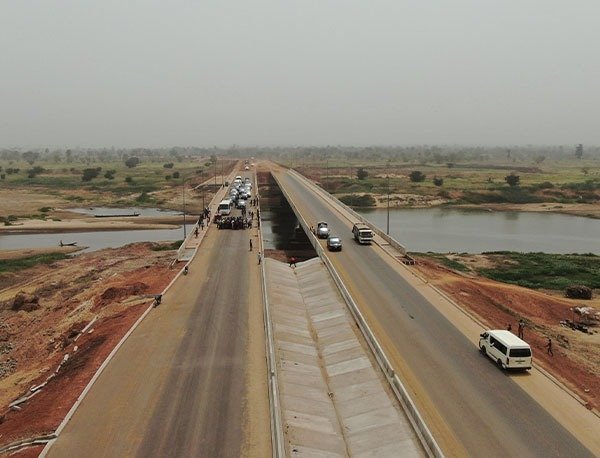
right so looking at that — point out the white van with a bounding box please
[217,199,233,216]
[479,330,532,371]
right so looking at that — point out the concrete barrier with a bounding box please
[273,172,443,458]
[256,171,286,458]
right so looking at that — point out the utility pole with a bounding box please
[183,177,187,239]
[201,170,205,211]
[386,175,390,235]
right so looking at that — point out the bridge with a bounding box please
[41,163,599,457]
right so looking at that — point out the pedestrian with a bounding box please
[200,219,205,230]
[289,256,296,268]
[507,323,512,332]
[257,251,262,265]
[518,319,525,339]
[249,239,253,251]
[546,338,553,356]
[194,226,199,238]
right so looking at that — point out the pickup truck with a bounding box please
[316,221,330,239]
[352,223,373,244]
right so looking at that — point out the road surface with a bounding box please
[47,177,269,457]
[275,168,595,457]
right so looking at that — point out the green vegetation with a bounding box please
[414,252,471,272]
[339,193,376,207]
[418,251,600,291]
[477,252,600,290]
[150,241,182,251]
[0,253,71,273]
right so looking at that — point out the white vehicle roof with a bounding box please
[484,330,530,347]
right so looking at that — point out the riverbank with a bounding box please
[342,191,600,219]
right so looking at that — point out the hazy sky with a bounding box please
[1,1,599,148]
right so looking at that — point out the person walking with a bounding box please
[289,256,296,268]
[249,239,253,251]
[518,319,525,339]
[546,338,553,356]
[194,226,199,238]
[507,323,512,332]
[257,251,262,265]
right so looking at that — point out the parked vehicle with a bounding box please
[327,236,342,251]
[352,223,373,244]
[316,221,330,239]
[479,330,532,371]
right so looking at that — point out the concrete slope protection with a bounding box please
[45,187,266,456]
[275,170,594,458]
[267,257,424,456]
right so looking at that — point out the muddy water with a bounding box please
[358,207,600,254]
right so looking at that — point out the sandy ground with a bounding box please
[0,242,178,452]
[411,255,600,412]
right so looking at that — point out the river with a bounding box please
[0,207,192,253]
[357,207,600,254]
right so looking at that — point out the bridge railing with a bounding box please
[288,169,408,255]
[273,171,443,458]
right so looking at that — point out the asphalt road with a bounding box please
[277,170,594,457]
[47,227,255,457]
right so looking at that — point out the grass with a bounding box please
[414,252,471,272]
[150,241,182,251]
[477,252,600,290]
[419,251,600,291]
[0,253,71,273]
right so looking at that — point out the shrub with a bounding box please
[565,285,592,300]
[163,163,174,169]
[125,156,140,168]
[356,168,368,180]
[433,177,444,186]
[505,174,520,187]
[409,170,426,182]
[339,193,376,207]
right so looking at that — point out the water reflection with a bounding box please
[358,207,600,254]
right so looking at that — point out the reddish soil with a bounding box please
[412,256,600,411]
[0,243,177,454]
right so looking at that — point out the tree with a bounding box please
[356,168,368,180]
[505,174,520,187]
[104,170,115,179]
[125,156,140,168]
[163,162,174,169]
[409,170,426,182]
[575,144,583,159]
[22,151,40,165]
[82,167,101,182]
[433,176,444,186]
[172,171,180,179]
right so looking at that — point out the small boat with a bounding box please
[94,212,140,218]
[59,240,78,247]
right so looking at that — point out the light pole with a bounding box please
[201,170,205,211]
[182,177,187,239]
[213,158,217,188]
[386,175,390,235]
[326,158,329,192]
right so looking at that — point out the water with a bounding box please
[0,225,194,253]
[357,207,600,254]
